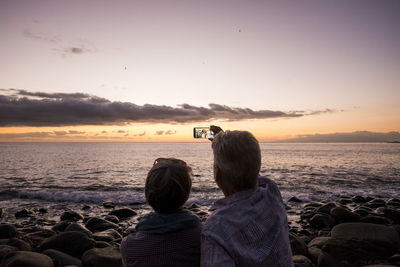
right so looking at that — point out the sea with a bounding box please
[1,142,399,219]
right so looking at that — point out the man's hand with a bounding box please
[209,125,223,141]
[210,125,223,135]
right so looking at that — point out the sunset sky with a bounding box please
[0,0,399,142]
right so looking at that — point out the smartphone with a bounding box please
[193,127,214,139]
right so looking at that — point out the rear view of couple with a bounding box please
[120,126,293,267]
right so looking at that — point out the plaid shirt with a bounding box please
[201,177,293,267]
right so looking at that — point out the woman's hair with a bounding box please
[145,158,192,213]
[212,131,261,191]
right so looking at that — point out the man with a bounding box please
[201,127,293,266]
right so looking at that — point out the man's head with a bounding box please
[145,158,192,213]
[212,131,261,194]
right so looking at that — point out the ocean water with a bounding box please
[1,142,399,210]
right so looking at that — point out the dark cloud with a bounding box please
[68,130,85,134]
[0,130,88,139]
[54,131,67,136]
[101,131,107,134]
[0,89,337,127]
[155,131,164,135]
[22,29,95,55]
[280,131,400,143]
[23,29,59,43]
[0,132,53,138]
[133,131,146,137]
[117,130,126,133]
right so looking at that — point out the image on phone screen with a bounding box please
[193,127,214,139]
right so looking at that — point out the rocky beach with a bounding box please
[1,142,399,266]
[1,195,400,267]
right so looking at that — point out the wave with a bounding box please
[16,189,146,205]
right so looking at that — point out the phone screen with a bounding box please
[193,127,214,139]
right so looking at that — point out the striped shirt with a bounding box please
[121,225,201,267]
[201,176,293,267]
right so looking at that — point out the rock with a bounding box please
[304,202,323,209]
[52,220,71,232]
[321,237,392,267]
[39,231,95,258]
[391,224,400,237]
[92,229,122,243]
[338,197,353,204]
[289,233,308,256]
[387,198,400,207]
[26,229,56,248]
[85,217,119,232]
[360,215,390,225]
[187,202,200,209]
[307,246,321,264]
[60,210,83,222]
[300,211,316,221]
[82,205,92,210]
[0,245,18,261]
[95,241,111,248]
[354,207,373,217]
[330,206,360,223]
[1,251,54,267]
[0,224,19,239]
[65,223,92,236]
[317,230,329,237]
[102,201,116,209]
[309,214,335,229]
[6,237,32,251]
[317,252,339,267]
[81,247,122,267]
[298,229,312,236]
[383,207,400,223]
[352,195,367,203]
[316,203,336,214]
[15,208,36,218]
[0,208,5,218]
[292,255,313,267]
[42,249,82,267]
[365,199,386,209]
[308,237,331,249]
[361,265,397,267]
[388,253,400,266]
[108,208,137,220]
[289,196,303,203]
[104,215,119,224]
[331,223,400,253]
[39,208,47,214]
[128,200,145,206]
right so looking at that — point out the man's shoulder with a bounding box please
[202,177,285,240]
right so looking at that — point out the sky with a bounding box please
[0,0,399,142]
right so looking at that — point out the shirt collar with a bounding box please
[210,187,258,211]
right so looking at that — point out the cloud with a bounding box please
[279,131,400,143]
[155,131,164,135]
[0,130,88,139]
[101,131,107,134]
[23,29,59,43]
[133,131,146,137]
[117,130,126,133]
[22,29,95,55]
[68,130,85,134]
[0,132,53,138]
[165,130,177,135]
[0,89,338,127]
[54,131,67,136]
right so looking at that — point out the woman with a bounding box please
[120,158,201,267]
